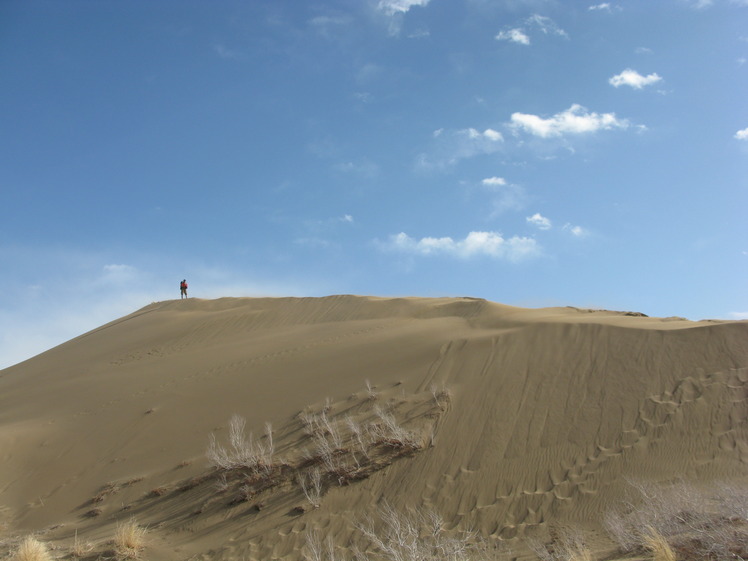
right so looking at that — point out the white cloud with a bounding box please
[495,28,531,45]
[332,159,380,177]
[509,104,630,138]
[388,231,540,261]
[467,127,503,142]
[589,2,622,11]
[563,224,589,237]
[417,127,504,168]
[377,0,431,15]
[729,311,748,320]
[341,214,354,223]
[527,213,552,230]
[495,14,566,46]
[308,14,354,37]
[609,69,663,89]
[526,15,568,38]
[481,176,507,187]
[734,127,748,140]
[480,177,527,214]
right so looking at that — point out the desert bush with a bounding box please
[605,479,748,560]
[113,518,146,559]
[300,468,323,508]
[369,407,420,449]
[12,536,52,561]
[206,414,274,475]
[355,502,482,561]
[306,530,346,561]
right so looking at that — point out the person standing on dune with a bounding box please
[180,279,188,299]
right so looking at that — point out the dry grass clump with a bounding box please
[528,529,591,561]
[12,536,53,561]
[113,518,147,559]
[70,529,95,559]
[604,479,748,561]
[642,526,675,561]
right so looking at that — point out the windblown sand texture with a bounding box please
[1,296,746,560]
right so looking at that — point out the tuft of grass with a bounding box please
[12,536,52,561]
[113,518,147,559]
[528,529,592,561]
[70,530,94,559]
[643,526,676,561]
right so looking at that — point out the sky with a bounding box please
[1,0,747,368]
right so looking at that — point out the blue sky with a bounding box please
[2,0,747,368]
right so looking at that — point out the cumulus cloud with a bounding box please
[509,104,630,138]
[377,0,431,15]
[734,127,748,140]
[495,14,566,46]
[496,28,531,45]
[482,176,507,187]
[387,231,539,261]
[467,127,503,142]
[609,69,663,89]
[527,213,552,230]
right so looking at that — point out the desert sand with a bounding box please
[0,295,746,560]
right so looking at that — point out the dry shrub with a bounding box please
[12,536,52,561]
[114,518,146,559]
[206,414,275,475]
[605,479,748,560]
[354,503,483,561]
[299,468,323,508]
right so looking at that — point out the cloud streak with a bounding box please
[377,0,431,16]
[386,231,539,261]
[417,127,504,168]
[509,104,630,138]
[496,15,567,45]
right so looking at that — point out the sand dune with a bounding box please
[1,295,746,560]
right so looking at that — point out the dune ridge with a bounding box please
[1,295,746,560]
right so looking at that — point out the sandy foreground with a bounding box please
[0,295,746,560]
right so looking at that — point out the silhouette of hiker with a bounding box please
[180,279,188,299]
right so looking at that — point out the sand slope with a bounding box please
[1,296,746,560]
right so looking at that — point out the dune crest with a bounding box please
[1,296,746,560]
